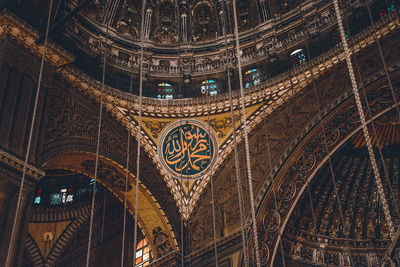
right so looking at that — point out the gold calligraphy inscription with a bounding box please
[158,120,218,180]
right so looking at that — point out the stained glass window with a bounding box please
[157,83,174,99]
[379,2,395,17]
[290,48,306,68]
[135,238,150,266]
[244,69,261,89]
[334,29,350,46]
[34,188,42,204]
[201,80,218,96]
[33,173,102,206]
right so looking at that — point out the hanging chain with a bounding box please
[332,0,395,239]
[366,4,400,118]
[231,0,261,265]
[5,0,54,266]
[199,14,220,266]
[85,17,110,267]
[133,0,147,265]
[221,0,248,265]
[345,7,400,221]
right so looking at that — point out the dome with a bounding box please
[2,0,400,266]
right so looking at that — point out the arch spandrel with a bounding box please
[189,28,400,253]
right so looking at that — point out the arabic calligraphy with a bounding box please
[158,120,218,180]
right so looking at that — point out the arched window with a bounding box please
[157,83,174,99]
[334,29,350,46]
[192,2,217,41]
[379,2,395,17]
[244,69,261,88]
[33,173,102,206]
[201,80,218,96]
[290,48,306,68]
[135,238,150,266]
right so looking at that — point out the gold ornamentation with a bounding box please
[208,115,240,138]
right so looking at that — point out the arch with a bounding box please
[152,0,177,44]
[41,151,178,259]
[192,0,218,41]
[255,79,400,266]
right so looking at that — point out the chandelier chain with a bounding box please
[221,0,248,264]
[333,0,395,239]
[232,0,261,265]
[133,0,147,265]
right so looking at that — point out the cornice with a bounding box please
[0,149,45,180]
[0,10,75,67]
[65,0,337,77]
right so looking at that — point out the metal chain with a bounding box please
[85,17,110,267]
[200,14,219,266]
[120,5,139,264]
[332,0,395,239]
[133,0,147,264]
[206,88,219,267]
[173,1,186,265]
[231,0,261,265]
[366,3,400,118]
[5,0,53,266]
[221,0,248,265]
[345,10,400,221]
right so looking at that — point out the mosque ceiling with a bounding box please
[2,4,400,263]
[253,76,400,266]
[281,117,400,266]
[1,7,399,222]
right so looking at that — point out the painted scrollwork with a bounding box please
[296,152,316,173]
[208,115,240,139]
[81,159,133,191]
[263,210,281,232]
[152,226,172,257]
[318,127,340,147]
[279,181,296,202]
[143,121,168,138]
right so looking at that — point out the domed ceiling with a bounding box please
[280,111,400,266]
[13,0,391,99]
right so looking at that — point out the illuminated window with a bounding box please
[290,48,306,68]
[379,3,395,17]
[135,238,150,266]
[201,80,218,96]
[334,29,350,46]
[34,179,101,206]
[244,69,261,89]
[157,83,175,99]
[34,188,42,204]
[50,193,61,205]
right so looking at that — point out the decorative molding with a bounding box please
[0,148,44,180]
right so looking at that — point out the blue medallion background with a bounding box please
[158,120,218,180]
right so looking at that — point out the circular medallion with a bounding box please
[158,120,218,180]
[263,210,281,232]
[318,128,340,147]
[279,181,296,202]
[253,242,270,265]
[297,152,316,173]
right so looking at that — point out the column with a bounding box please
[181,13,188,42]
[144,8,153,40]
[259,0,270,22]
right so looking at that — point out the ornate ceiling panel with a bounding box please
[1,3,399,223]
